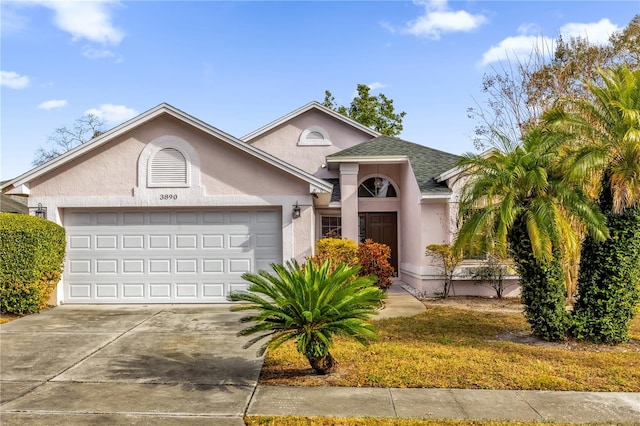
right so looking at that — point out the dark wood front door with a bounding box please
[359,212,398,272]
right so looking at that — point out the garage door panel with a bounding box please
[175,234,197,248]
[96,259,118,274]
[96,235,118,249]
[122,283,145,298]
[64,209,281,303]
[69,235,91,249]
[123,235,144,249]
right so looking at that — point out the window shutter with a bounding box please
[150,148,187,185]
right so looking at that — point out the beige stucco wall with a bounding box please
[248,109,374,178]
[30,116,309,198]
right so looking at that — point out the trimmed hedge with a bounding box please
[571,206,640,344]
[508,217,570,341]
[0,213,66,314]
[308,237,359,268]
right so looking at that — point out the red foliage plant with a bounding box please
[357,239,394,290]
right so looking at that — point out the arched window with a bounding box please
[358,177,397,198]
[149,148,188,187]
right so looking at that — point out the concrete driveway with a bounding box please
[0,305,263,425]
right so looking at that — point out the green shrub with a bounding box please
[230,260,385,374]
[0,213,66,314]
[308,237,394,290]
[571,207,640,344]
[308,237,359,269]
[358,239,395,290]
[508,217,570,341]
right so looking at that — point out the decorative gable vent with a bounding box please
[298,126,331,146]
[149,148,188,186]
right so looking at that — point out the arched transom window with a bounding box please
[149,148,188,187]
[358,177,397,198]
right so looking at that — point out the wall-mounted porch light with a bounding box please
[292,201,301,219]
[34,203,47,219]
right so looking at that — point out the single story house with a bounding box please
[1,102,519,304]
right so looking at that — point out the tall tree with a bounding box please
[544,66,640,344]
[467,15,639,296]
[33,114,105,166]
[323,84,406,136]
[454,127,607,341]
[469,15,639,151]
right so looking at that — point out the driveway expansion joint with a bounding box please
[45,308,166,383]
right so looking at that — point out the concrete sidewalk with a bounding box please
[248,386,640,424]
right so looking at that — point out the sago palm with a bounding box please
[544,65,640,343]
[229,260,385,374]
[454,127,607,341]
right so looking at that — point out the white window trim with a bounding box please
[298,126,331,146]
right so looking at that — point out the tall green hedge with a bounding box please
[0,213,66,314]
[571,206,640,344]
[508,217,570,341]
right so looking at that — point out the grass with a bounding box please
[0,312,21,324]
[258,306,640,391]
[244,416,627,426]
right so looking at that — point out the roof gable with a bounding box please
[327,136,461,193]
[2,103,332,194]
[241,101,380,143]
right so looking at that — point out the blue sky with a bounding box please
[2,0,639,181]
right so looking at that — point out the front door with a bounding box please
[359,212,398,272]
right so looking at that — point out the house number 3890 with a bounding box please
[160,194,178,200]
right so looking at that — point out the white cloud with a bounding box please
[480,18,621,67]
[82,46,115,59]
[85,104,137,123]
[480,34,554,66]
[0,70,30,89]
[559,19,620,45]
[400,0,487,39]
[368,82,387,91]
[38,0,124,45]
[38,99,68,110]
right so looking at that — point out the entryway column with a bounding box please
[340,163,359,242]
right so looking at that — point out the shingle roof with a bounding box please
[327,136,461,193]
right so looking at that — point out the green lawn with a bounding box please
[258,305,640,391]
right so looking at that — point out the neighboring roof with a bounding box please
[327,136,461,193]
[241,101,380,142]
[1,194,28,214]
[2,103,332,195]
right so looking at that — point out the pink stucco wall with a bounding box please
[29,115,310,198]
[247,109,373,178]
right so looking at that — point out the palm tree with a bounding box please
[544,65,640,344]
[229,260,385,374]
[454,126,608,341]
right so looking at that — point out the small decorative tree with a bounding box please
[229,260,385,375]
[425,244,463,298]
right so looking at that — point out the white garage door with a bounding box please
[63,209,282,303]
